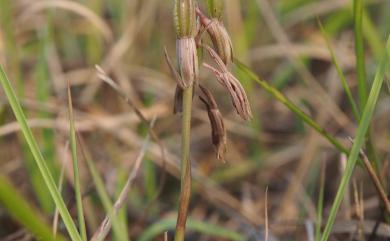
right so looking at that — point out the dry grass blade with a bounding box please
[95,65,167,198]
[359,151,390,214]
[20,0,113,42]
[90,118,154,241]
[255,0,353,130]
[347,137,390,214]
[80,0,158,104]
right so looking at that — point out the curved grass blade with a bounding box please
[90,118,153,241]
[0,65,82,241]
[0,176,66,241]
[78,135,129,241]
[320,34,390,241]
[234,59,349,154]
[318,19,360,121]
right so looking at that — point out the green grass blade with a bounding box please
[354,0,367,109]
[138,218,244,241]
[362,12,385,61]
[80,136,129,241]
[53,150,67,236]
[315,163,325,241]
[0,0,22,93]
[0,176,66,241]
[234,59,349,154]
[320,34,390,241]
[0,65,82,241]
[34,25,59,213]
[67,83,87,241]
[318,20,360,121]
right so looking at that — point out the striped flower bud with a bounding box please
[206,0,224,19]
[176,38,199,88]
[172,0,199,89]
[174,0,197,38]
[203,46,252,120]
[197,8,233,65]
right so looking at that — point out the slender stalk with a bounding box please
[354,0,367,109]
[315,162,326,241]
[175,85,193,241]
[318,19,360,121]
[360,150,390,214]
[67,83,87,241]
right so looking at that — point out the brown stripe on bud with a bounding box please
[197,8,233,65]
[174,85,183,114]
[203,46,252,120]
[198,85,227,162]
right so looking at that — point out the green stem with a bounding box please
[354,0,367,110]
[175,85,193,241]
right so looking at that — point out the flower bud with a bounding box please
[203,46,252,120]
[197,9,233,65]
[174,0,197,38]
[176,38,199,88]
[206,0,224,19]
[199,84,227,162]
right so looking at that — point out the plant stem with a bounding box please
[175,85,193,241]
[354,0,367,109]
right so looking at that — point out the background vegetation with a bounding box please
[0,0,389,240]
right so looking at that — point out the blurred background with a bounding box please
[0,0,390,240]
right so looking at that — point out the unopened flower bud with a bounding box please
[174,0,197,38]
[197,9,233,65]
[176,38,199,88]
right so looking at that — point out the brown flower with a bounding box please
[196,8,233,65]
[198,84,226,162]
[203,45,252,120]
